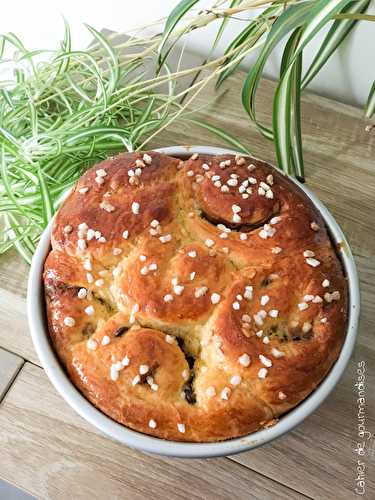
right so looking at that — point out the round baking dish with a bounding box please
[27,145,360,458]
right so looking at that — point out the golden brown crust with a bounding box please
[44,151,348,442]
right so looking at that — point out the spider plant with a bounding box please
[0,23,251,262]
[1,2,374,262]
[159,0,375,180]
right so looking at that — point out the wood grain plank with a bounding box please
[0,348,23,401]
[0,287,38,364]
[230,343,375,500]
[0,249,28,298]
[0,363,306,500]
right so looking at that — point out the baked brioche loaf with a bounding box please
[44,151,347,442]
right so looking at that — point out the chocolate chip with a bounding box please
[176,337,184,349]
[44,281,80,299]
[186,355,195,369]
[261,277,272,287]
[82,323,95,338]
[174,336,195,369]
[92,292,115,313]
[184,383,196,405]
[114,326,128,337]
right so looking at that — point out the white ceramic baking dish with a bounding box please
[27,145,360,458]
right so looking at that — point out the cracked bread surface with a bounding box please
[44,151,348,442]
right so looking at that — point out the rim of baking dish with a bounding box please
[27,145,360,458]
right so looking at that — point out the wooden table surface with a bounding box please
[0,50,374,500]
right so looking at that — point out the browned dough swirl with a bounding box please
[44,151,347,442]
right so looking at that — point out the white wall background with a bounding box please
[1,0,374,107]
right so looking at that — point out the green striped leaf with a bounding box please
[0,89,14,109]
[216,20,266,89]
[0,36,5,58]
[244,0,352,173]
[184,118,251,154]
[289,50,304,180]
[185,0,244,96]
[241,1,313,141]
[274,0,353,175]
[273,28,303,176]
[302,0,370,88]
[56,17,71,76]
[365,80,375,118]
[36,165,54,225]
[242,0,353,147]
[85,24,120,94]
[334,12,375,21]
[130,97,156,142]
[212,0,243,52]
[291,0,353,58]
[4,213,35,263]
[55,51,108,107]
[158,0,199,67]
[217,3,285,89]
[2,32,37,76]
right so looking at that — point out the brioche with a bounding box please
[44,151,347,442]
